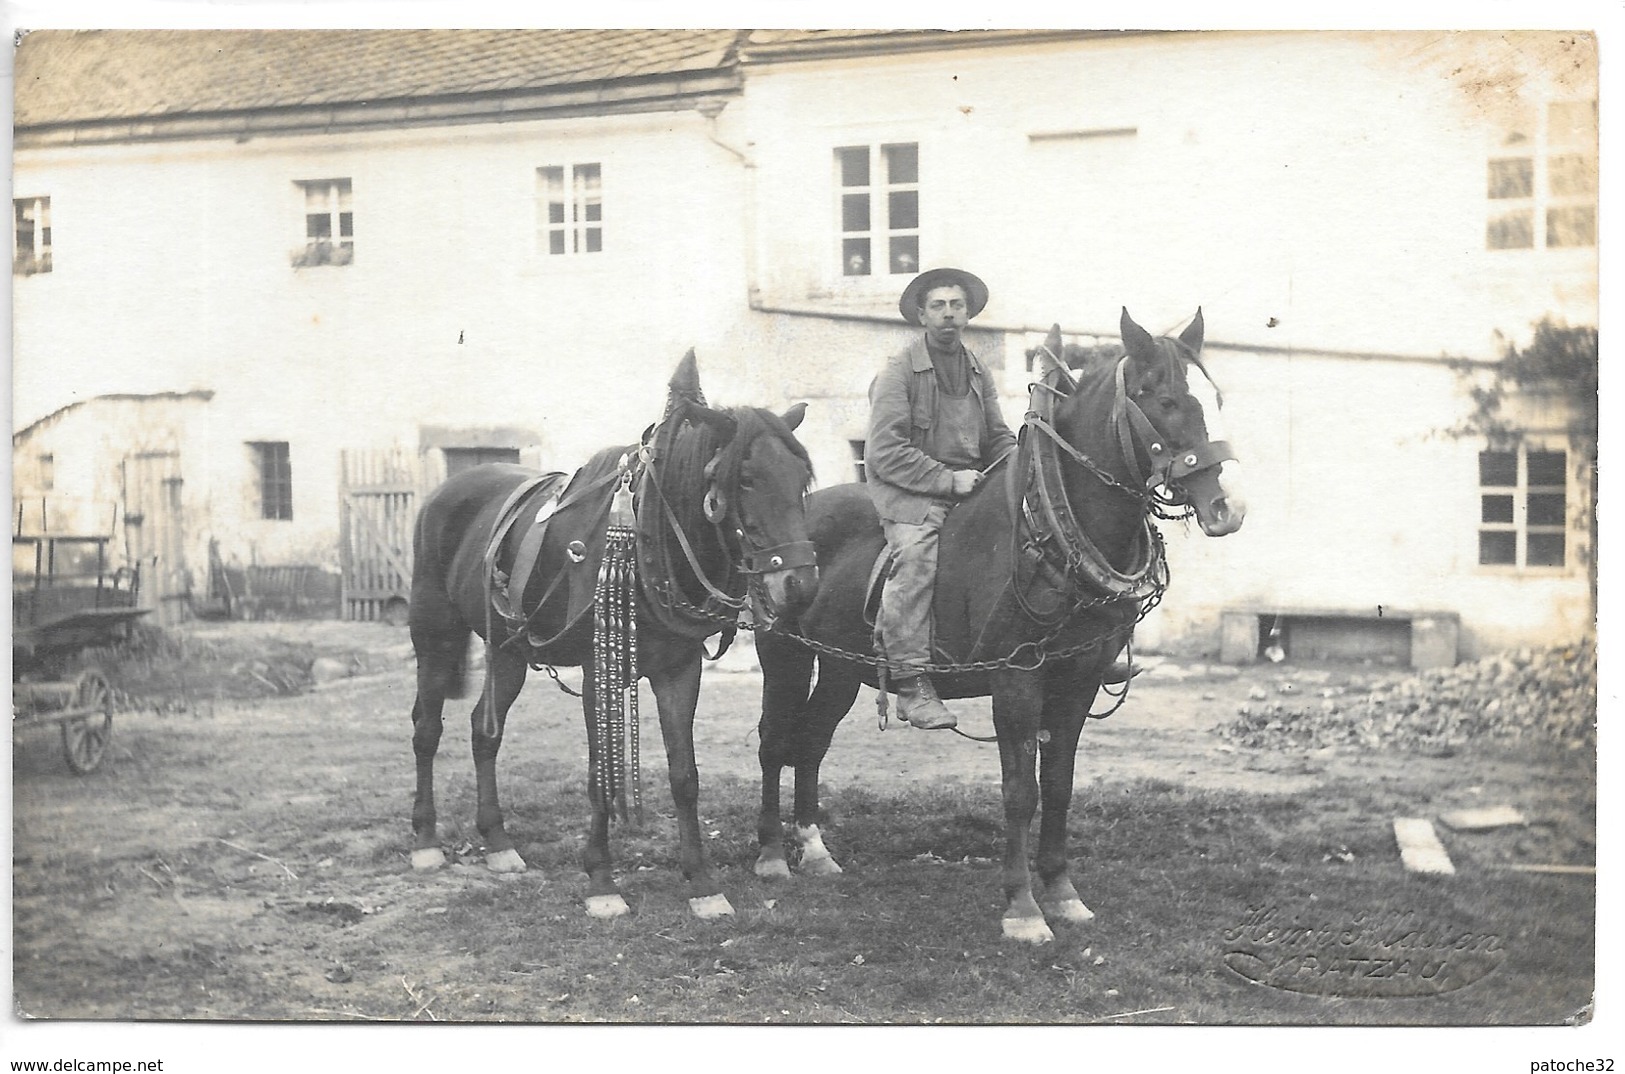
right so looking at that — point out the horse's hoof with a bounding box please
[800,852,844,877]
[410,847,446,872]
[585,894,630,919]
[754,855,791,880]
[1002,916,1055,944]
[688,893,735,920]
[1047,898,1095,925]
[794,826,843,876]
[485,848,527,874]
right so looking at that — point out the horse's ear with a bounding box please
[668,348,703,401]
[687,405,738,443]
[781,402,808,431]
[1178,308,1205,353]
[1035,325,1078,393]
[1120,307,1156,361]
[667,348,732,437]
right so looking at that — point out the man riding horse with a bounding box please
[868,268,1129,730]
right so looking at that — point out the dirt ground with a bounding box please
[9,621,1598,1025]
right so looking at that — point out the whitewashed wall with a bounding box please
[728,30,1595,656]
[13,30,1594,652]
[740,31,1597,352]
[14,107,754,566]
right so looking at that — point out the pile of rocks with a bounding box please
[1218,640,1596,752]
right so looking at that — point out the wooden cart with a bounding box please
[13,526,147,774]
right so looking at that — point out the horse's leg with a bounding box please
[648,653,733,919]
[990,668,1052,943]
[789,660,862,876]
[754,635,814,880]
[470,644,530,874]
[410,624,467,872]
[1035,669,1095,926]
[579,670,629,919]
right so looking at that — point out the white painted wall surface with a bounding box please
[13,30,1594,652]
[15,108,754,566]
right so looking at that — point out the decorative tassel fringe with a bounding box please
[593,476,642,825]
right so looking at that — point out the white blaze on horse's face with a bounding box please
[1181,363,1247,537]
[1184,363,1226,443]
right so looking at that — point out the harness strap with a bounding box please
[1110,358,1238,489]
[493,474,575,619]
[1021,371,1160,596]
[482,474,554,596]
[740,540,817,575]
[642,469,746,612]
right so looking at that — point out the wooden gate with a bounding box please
[121,451,190,626]
[338,448,420,623]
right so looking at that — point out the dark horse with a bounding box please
[754,308,1246,942]
[408,353,817,920]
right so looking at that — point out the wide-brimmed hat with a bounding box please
[898,267,989,326]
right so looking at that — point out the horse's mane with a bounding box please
[654,405,814,530]
[1044,335,1222,409]
[709,407,814,496]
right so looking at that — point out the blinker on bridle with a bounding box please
[1109,356,1235,493]
[639,431,814,633]
[1031,341,1234,498]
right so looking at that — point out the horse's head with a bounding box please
[1112,309,1247,536]
[663,353,819,628]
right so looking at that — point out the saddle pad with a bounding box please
[484,472,570,621]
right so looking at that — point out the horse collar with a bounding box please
[1019,368,1162,601]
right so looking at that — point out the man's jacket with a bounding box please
[866,335,1018,524]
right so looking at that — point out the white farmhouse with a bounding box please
[12,29,1596,658]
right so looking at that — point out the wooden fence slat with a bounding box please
[338,448,422,621]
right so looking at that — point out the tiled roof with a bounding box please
[13,29,748,127]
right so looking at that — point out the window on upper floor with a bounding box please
[1487,100,1596,251]
[537,164,603,256]
[37,453,55,493]
[1478,445,1567,568]
[293,179,354,268]
[249,441,293,521]
[835,143,919,277]
[13,196,52,275]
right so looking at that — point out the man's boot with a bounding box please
[895,675,955,730]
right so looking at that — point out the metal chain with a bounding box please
[538,662,582,697]
[761,573,1165,677]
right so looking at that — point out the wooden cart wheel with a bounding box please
[62,669,114,775]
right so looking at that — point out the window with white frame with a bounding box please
[537,164,603,256]
[835,143,919,277]
[1478,446,1567,567]
[294,179,354,267]
[1487,99,1597,251]
[249,441,293,521]
[13,196,52,275]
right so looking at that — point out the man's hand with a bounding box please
[951,469,982,498]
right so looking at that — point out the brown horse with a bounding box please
[408,353,817,920]
[753,309,1245,942]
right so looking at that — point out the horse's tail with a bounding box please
[410,474,477,701]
